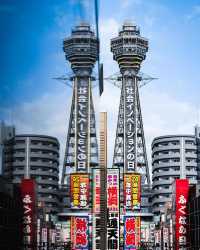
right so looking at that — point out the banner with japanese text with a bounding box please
[124,216,140,249]
[107,168,120,250]
[92,168,101,249]
[20,179,36,249]
[175,179,189,250]
[124,174,141,210]
[70,174,89,208]
[71,216,89,250]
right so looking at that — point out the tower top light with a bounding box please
[111,21,148,73]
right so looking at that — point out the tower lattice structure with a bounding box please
[61,23,99,185]
[111,22,150,184]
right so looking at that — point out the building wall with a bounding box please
[3,134,60,213]
[0,176,23,250]
[152,135,198,215]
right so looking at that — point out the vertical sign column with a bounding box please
[107,168,120,250]
[76,77,89,172]
[124,76,136,172]
[175,179,189,250]
[71,216,89,250]
[92,169,101,249]
[20,179,36,250]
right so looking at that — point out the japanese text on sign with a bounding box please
[71,217,89,250]
[76,81,89,171]
[175,179,189,250]
[20,179,36,249]
[70,174,89,208]
[124,174,141,210]
[124,79,136,171]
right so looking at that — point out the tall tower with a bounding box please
[111,22,150,183]
[111,22,151,249]
[61,23,99,184]
[60,23,99,249]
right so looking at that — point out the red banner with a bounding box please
[20,179,36,249]
[175,179,189,250]
[71,216,89,249]
[107,170,119,212]
[70,174,89,208]
[124,216,141,249]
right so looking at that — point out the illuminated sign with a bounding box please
[70,174,89,208]
[124,79,136,171]
[76,83,89,171]
[93,169,100,213]
[124,174,141,210]
[107,169,120,250]
[107,169,119,212]
[20,179,36,249]
[175,179,189,250]
[71,216,89,250]
[92,169,101,250]
[124,216,141,249]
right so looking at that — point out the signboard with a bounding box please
[124,216,140,249]
[70,174,89,208]
[20,179,36,250]
[71,216,89,250]
[107,169,120,250]
[124,78,136,171]
[92,169,101,250]
[175,179,189,250]
[124,174,141,210]
[93,169,100,213]
[76,80,89,171]
[107,169,119,212]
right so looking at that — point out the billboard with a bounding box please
[71,216,89,250]
[124,174,141,210]
[124,216,141,249]
[20,179,36,249]
[175,179,189,250]
[70,174,89,208]
[107,168,120,250]
[92,169,101,250]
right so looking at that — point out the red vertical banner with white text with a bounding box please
[175,179,189,250]
[71,216,89,250]
[107,168,120,250]
[20,179,36,250]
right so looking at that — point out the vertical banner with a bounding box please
[124,77,136,171]
[70,174,89,208]
[92,169,101,249]
[76,79,89,171]
[175,179,189,250]
[71,216,89,250]
[124,216,140,249]
[124,174,141,210]
[107,168,120,250]
[20,179,36,249]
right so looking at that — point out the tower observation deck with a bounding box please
[111,22,150,184]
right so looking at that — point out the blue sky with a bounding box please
[1,0,200,174]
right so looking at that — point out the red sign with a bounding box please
[175,179,189,250]
[124,216,141,249]
[70,174,89,208]
[93,169,100,213]
[71,216,89,249]
[107,170,119,212]
[20,179,36,249]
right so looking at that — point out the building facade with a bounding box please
[152,133,199,217]
[0,121,15,175]
[0,176,23,250]
[3,134,60,213]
